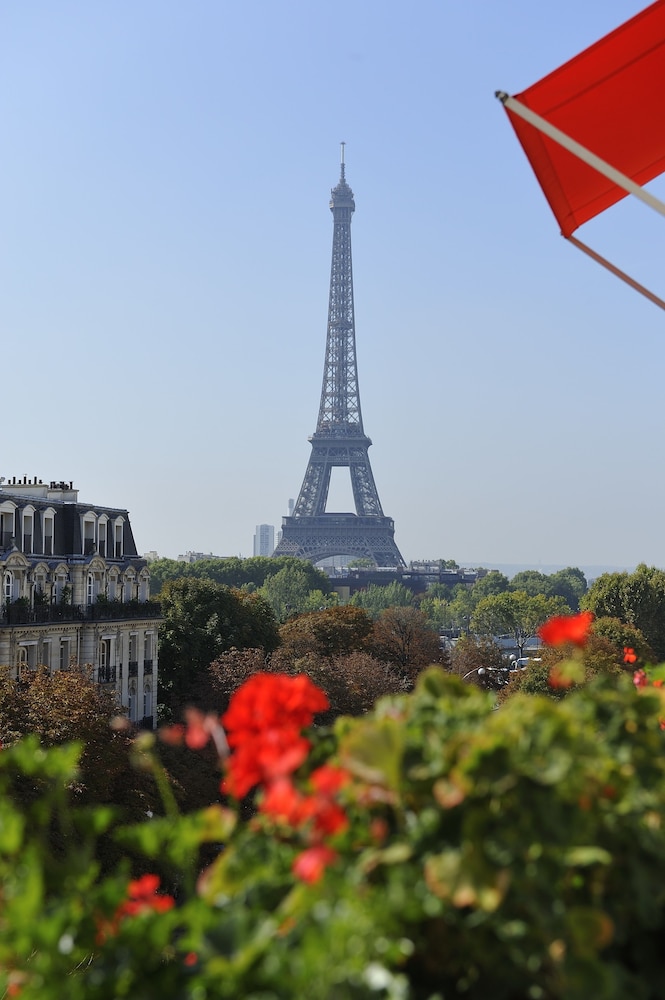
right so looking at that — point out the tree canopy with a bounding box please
[158,577,279,718]
[582,564,665,660]
[278,605,374,660]
[258,564,336,622]
[471,591,568,655]
[349,581,415,618]
[149,556,331,598]
[370,606,442,681]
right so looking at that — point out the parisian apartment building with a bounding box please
[0,477,160,728]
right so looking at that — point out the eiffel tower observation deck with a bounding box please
[273,147,405,568]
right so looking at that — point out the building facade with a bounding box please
[0,477,160,728]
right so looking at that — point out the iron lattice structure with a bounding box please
[273,149,405,568]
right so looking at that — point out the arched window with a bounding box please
[3,571,14,606]
[16,646,28,677]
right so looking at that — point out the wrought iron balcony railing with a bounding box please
[0,600,161,627]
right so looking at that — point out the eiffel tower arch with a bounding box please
[273,147,405,568]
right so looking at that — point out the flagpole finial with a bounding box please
[495,91,509,103]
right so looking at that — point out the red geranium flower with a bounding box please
[292,845,337,884]
[223,728,313,798]
[311,799,349,838]
[222,673,329,745]
[623,647,638,664]
[538,611,594,648]
[633,669,648,689]
[117,874,175,919]
[260,778,314,826]
[97,874,175,943]
[310,764,350,796]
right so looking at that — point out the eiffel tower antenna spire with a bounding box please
[273,149,405,568]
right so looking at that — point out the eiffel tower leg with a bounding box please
[292,449,332,518]
[349,450,383,517]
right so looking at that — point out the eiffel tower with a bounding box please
[273,147,405,568]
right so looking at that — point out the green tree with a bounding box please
[509,570,555,599]
[446,584,476,630]
[549,566,587,609]
[149,555,331,598]
[418,595,450,631]
[425,582,454,601]
[472,590,568,656]
[259,564,335,622]
[582,563,665,660]
[158,577,279,717]
[471,570,510,602]
[591,616,653,663]
[349,581,415,618]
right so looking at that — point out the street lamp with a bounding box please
[462,665,510,684]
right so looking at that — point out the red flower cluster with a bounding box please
[96,874,174,943]
[117,874,175,919]
[624,647,638,664]
[222,674,329,798]
[221,674,348,884]
[633,669,648,689]
[260,766,350,839]
[538,610,594,648]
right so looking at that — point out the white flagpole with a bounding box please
[496,91,665,222]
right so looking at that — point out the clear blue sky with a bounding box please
[2,1,663,571]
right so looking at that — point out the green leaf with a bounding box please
[338,716,405,792]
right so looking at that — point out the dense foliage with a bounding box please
[157,577,280,718]
[582,563,665,660]
[4,616,665,998]
[149,556,331,599]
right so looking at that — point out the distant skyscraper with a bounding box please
[273,147,404,567]
[253,524,275,557]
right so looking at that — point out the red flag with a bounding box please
[504,1,665,237]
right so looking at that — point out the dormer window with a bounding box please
[22,507,34,554]
[0,503,16,549]
[42,509,55,556]
[82,512,96,556]
[98,516,108,558]
[114,517,124,559]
